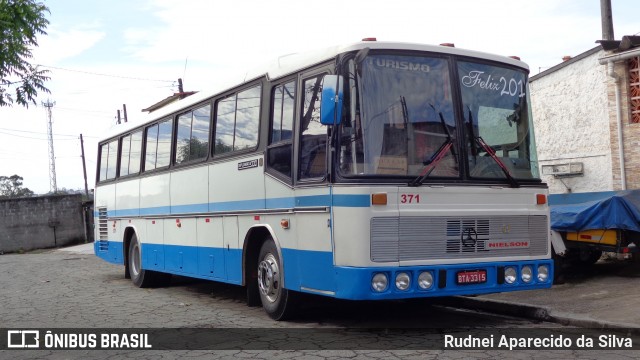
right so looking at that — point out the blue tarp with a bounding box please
[549,190,640,233]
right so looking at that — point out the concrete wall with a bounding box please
[531,49,613,194]
[0,194,86,253]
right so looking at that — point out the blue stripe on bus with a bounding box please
[209,199,266,212]
[94,240,553,300]
[95,194,370,217]
[172,203,209,214]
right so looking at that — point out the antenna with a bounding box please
[42,99,58,193]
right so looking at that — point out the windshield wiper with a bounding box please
[467,107,519,188]
[408,138,453,187]
[408,105,456,187]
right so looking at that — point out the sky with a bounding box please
[0,0,638,194]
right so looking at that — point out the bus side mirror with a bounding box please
[320,75,344,126]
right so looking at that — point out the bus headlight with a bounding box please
[537,265,549,282]
[521,265,533,283]
[504,267,517,284]
[372,273,388,292]
[418,271,434,290]
[395,272,411,291]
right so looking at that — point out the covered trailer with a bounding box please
[550,190,640,265]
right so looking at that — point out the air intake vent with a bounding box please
[98,207,108,241]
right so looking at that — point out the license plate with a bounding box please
[456,270,487,285]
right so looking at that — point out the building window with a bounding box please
[630,56,640,124]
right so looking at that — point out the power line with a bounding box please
[0,130,79,141]
[0,127,99,139]
[38,64,175,83]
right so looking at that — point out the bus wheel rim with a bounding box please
[258,253,280,303]
[131,242,141,277]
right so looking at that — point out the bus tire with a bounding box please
[128,234,168,288]
[257,239,296,320]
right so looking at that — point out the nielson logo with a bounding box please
[486,240,529,249]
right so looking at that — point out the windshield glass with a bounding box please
[459,61,539,180]
[338,54,458,178]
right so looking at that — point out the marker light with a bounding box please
[536,194,547,205]
[371,193,388,205]
[372,273,388,292]
[362,37,377,42]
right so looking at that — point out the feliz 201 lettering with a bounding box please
[461,71,525,98]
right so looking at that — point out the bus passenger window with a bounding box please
[214,85,261,155]
[144,118,172,171]
[176,105,211,164]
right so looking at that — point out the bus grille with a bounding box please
[370,215,548,262]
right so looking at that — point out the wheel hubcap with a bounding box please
[130,243,141,277]
[258,253,280,303]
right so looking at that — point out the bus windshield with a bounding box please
[338,53,540,182]
[459,61,539,180]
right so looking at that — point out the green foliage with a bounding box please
[177,138,209,163]
[0,174,34,198]
[0,0,50,107]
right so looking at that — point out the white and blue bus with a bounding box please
[95,40,553,320]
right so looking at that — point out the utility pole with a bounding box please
[123,104,128,123]
[117,110,121,124]
[80,134,89,198]
[42,99,57,193]
[600,0,614,40]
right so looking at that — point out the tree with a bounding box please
[0,0,50,108]
[0,174,34,198]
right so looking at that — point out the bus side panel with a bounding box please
[142,218,164,271]
[210,158,265,284]
[170,167,208,214]
[209,157,266,213]
[139,174,170,271]
[332,187,397,268]
[115,178,140,217]
[292,207,336,292]
[164,218,198,275]
[196,217,226,280]
[223,216,242,284]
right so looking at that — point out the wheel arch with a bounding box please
[242,224,283,287]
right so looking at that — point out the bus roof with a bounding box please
[99,40,529,143]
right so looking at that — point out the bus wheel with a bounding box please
[257,239,296,320]
[129,234,169,287]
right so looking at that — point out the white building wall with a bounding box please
[530,50,613,194]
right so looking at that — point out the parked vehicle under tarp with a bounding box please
[550,190,640,233]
